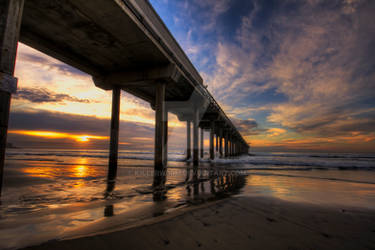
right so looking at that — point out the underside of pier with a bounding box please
[0,0,249,195]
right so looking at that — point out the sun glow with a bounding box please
[9,130,109,142]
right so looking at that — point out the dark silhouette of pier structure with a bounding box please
[0,0,249,195]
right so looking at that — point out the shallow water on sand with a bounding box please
[1,149,375,249]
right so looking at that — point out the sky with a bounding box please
[8,0,375,153]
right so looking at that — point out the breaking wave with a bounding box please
[5,149,375,170]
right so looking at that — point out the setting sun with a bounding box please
[8,130,109,143]
[76,136,90,142]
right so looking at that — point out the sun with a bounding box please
[76,136,90,142]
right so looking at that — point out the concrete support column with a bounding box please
[186,121,191,160]
[0,0,24,196]
[154,83,166,185]
[227,136,231,157]
[209,121,214,160]
[229,135,233,156]
[224,131,229,157]
[229,139,232,157]
[193,108,199,166]
[200,127,204,158]
[108,87,121,182]
[215,133,218,153]
[232,139,234,156]
[219,129,223,157]
[163,108,168,167]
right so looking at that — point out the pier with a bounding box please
[0,0,249,194]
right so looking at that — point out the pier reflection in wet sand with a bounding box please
[104,164,247,219]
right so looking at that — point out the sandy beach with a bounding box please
[1,150,375,250]
[20,195,375,250]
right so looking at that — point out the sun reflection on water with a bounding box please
[21,158,97,181]
[73,158,89,178]
[22,164,60,178]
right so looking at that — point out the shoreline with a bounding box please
[21,195,375,250]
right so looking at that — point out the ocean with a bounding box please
[1,148,375,249]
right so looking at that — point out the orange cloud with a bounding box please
[247,131,375,152]
[266,128,287,137]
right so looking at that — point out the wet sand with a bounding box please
[22,195,375,250]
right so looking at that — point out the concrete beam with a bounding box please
[93,64,182,90]
[200,112,219,121]
[168,92,209,121]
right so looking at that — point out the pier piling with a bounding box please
[216,133,218,153]
[163,108,168,167]
[0,0,24,196]
[154,83,166,186]
[193,108,199,166]
[200,127,204,159]
[186,121,191,160]
[107,87,121,182]
[219,129,223,157]
[225,131,229,157]
[210,121,214,160]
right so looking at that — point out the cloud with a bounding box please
[7,109,188,150]
[192,0,231,30]
[266,128,287,137]
[203,0,375,145]
[14,87,93,104]
[231,118,264,136]
[8,109,155,149]
[17,44,87,78]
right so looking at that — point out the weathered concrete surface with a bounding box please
[0,0,24,195]
[186,121,191,160]
[107,87,121,181]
